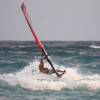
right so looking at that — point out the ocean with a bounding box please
[0,41,100,100]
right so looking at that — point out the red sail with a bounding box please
[21,2,44,50]
[21,2,61,77]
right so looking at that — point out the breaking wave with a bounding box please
[0,61,100,91]
[90,45,100,49]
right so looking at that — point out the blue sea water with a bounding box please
[0,41,100,100]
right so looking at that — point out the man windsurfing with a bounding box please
[39,55,66,75]
[21,2,66,77]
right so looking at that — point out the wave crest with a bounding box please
[0,61,100,91]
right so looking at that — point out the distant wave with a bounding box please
[90,45,100,49]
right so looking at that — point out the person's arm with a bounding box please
[40,58,44,64]
[41,53,46,59]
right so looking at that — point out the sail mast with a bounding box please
[21,2,60,77]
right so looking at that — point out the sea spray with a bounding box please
[0,61,100,91]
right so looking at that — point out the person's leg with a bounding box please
[47,69,55,75]
[56,69,66,73]
[46,69,66,75]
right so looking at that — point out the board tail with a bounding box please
[21,2,61,77]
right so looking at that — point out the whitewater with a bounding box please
[0,61,100,91]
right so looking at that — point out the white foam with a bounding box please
[0,61,100,91]
[90,45,100,49]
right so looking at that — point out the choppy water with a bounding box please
[0,41,100,100]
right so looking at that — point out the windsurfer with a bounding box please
[21,2,65,77]
[39,56,66,75]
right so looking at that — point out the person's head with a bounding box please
[40,58,44,63]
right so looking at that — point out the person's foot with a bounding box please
[64,70,66,73]
[58,70,66,77]
[62,70,66,74]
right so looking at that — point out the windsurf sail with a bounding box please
[21,2,61,77]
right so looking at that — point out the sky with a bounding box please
[0,0,100,41]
